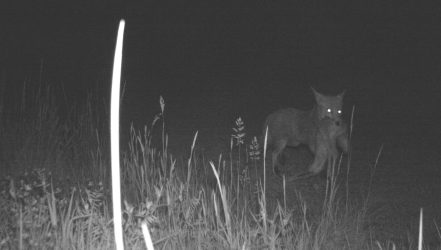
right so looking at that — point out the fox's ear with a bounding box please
[311,87,324,101]
[338,90,346,98]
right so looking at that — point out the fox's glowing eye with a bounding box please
[327,108,332,113]
[337,110,342,114]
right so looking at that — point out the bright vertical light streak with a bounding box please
[418,207,423,250]
[111,19,125,250]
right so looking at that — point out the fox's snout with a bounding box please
[322,114,343,127]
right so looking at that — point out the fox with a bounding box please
[263,88,349,180]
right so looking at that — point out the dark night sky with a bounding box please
[1,1,441,140]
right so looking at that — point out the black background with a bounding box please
[1,1,440,145]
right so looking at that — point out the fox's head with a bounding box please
[312,88,345,126]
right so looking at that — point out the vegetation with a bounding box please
[0,82,428,249]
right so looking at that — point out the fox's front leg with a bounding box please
[308,143,328,174]
[337,133,349,153]
[287,144,328,181]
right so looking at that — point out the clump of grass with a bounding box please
[0,80,109,186]
[1,169,115,249]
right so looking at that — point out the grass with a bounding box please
[0,80,430,249]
